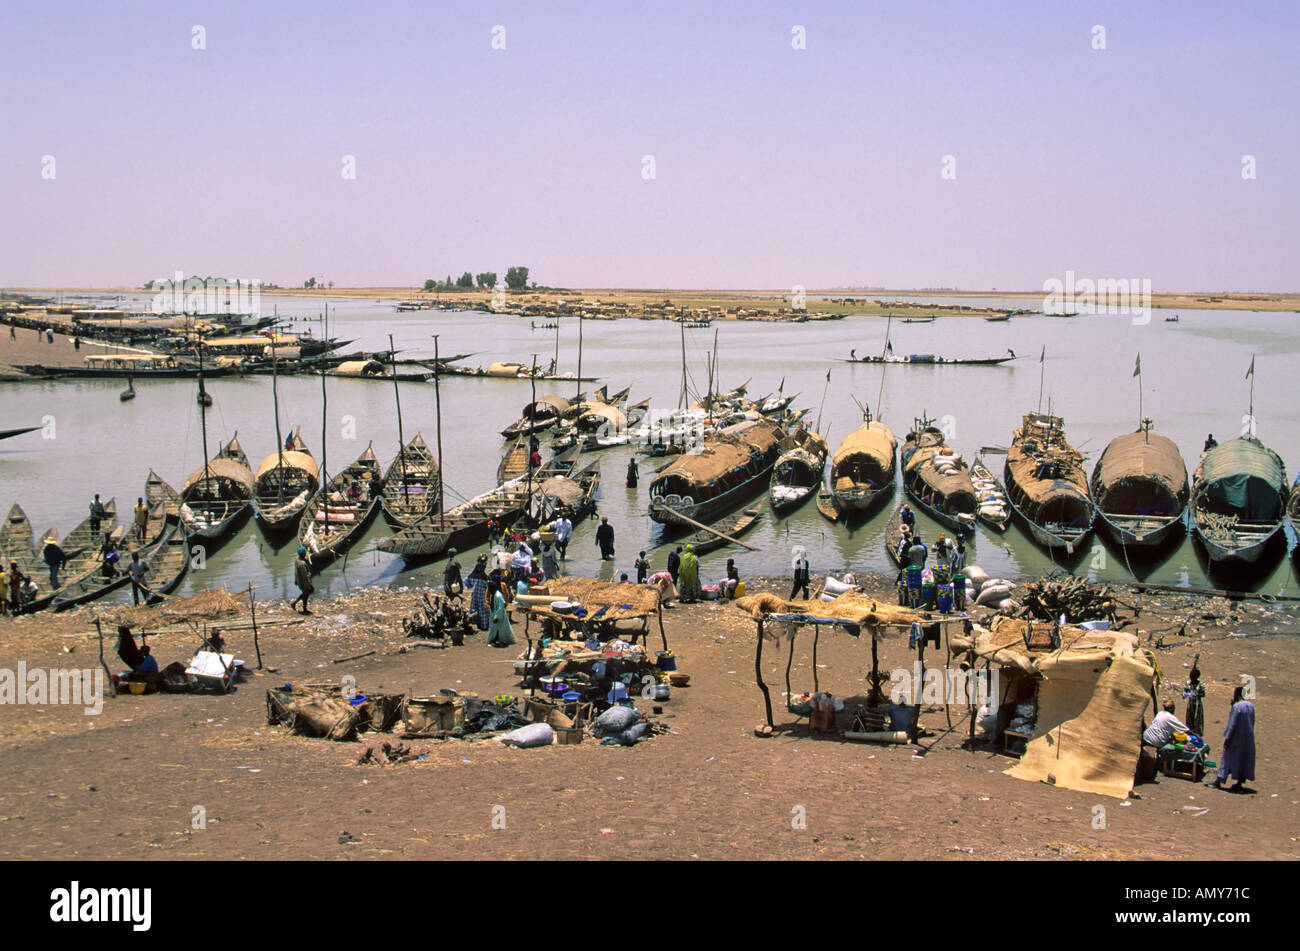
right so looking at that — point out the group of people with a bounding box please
[1141,665,1257,793]
[894,504,966,577]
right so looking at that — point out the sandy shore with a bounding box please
[0,572,1295,861]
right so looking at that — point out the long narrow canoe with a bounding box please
[298,443,382,571]
[380,432,441,528]
[50,497,177,611]
[769,428,829,515]
[498,436,531,484]
[687,506,761,555]
[970,454,1011,532]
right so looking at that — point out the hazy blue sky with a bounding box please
[2,1,1297,290]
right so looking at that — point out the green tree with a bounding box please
[505,266,529,291]
[476,271,497,289]
[303,277,317,289]
[424,279,436,292]
[456,271,474,288]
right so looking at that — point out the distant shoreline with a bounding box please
[7,286,1300,315]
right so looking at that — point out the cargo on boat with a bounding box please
[768,428,828,513]
[380,433,441,528]
[253,431,319,538]
[298,444,382,570]
[1003,412,1094,554]
[1190,435,1288,565]
[900,416,977,534]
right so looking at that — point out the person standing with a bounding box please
[1211,686,1256,792]
[907,533,928,568]
[900,504,916,529]
[678,544,700,601]
[443,548,463,600]
[89,494,107,535]
[595,516,615,560]
[541,542,560,582]
[128,551,151,606]
[466,556,491,630]
[1184,665,1206,737]
[1203,434,1218,452]
[626,457,639,488]
[0,562,8,616]
[486,584,516,647]
[133,497,150,544]
[554,515,572,560]
[952,537,967,572]
[289,546,314,614]
[42,535,67,590]
[791,548,811,600]
[667,545,682,583]
[634,550,651,583]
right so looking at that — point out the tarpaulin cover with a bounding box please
[1195,437,1286,520]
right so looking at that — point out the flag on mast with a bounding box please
[1245,355,1255,378]
[1133,354,1141,378]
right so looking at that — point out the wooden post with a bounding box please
[811,628,820,693]
[869,627,881,705]
[247,581,263,669]
[95,619,116,698]
[756,618,773,727]
[784,631,796,708]
[656,602,669,652]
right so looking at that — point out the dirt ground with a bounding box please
[0,574,1297,861]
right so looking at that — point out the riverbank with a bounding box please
[1,572,1295,860]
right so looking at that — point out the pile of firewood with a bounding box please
[356,741,427,766]
[401,592,473,645]
[1015,576,1117,623]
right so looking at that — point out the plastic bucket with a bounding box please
[921,582,937,608]
[656,651,677,671]
[936,582,954,614]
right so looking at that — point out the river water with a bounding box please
[3,294,1298,606]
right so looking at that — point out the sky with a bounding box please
[1,0,1297,291]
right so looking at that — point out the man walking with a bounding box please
[595,517,615,561]
[554,515,572,560]
[42,535,67,590]
[128,551,151,605]
[133,497,150,544]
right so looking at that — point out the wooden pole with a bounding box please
[651,507,759,551]
[433,334,445,529]
[784,633,795,708]
[247,581,263,669]
[95,619,117,698]
[388,333,410,509]
[756,617,773,727]
[812,628,820,693]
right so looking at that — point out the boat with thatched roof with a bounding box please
[526,459,602,526]
[768,427,828,513]
[501,394,575,438]
[253,429,320,538]
[298,443,382,570]
[1090,419,1189,549]
[648,418,785,526]
[180,436,255,548]
[828,414,897,518]
[900,415,977,535]
[1003,412,1094,554]
[1190,435,1288,565]
[380,433,441,528]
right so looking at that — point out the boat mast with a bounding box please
[575,313,583,400]
[433,334,445,530]
[553,317,560,375]
[198,337,211,491]
[1037,346,1047,415]
[387,333,410,508]
[319,302,329,531]
[528,352,537,519]
[678,320,687,410]
[270,332,285,502]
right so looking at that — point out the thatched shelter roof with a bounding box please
[832,421,896,472]
[182,457,255,495]
[112,587,244,628]
[734,591,926,635]
[527,394,570,415]
[255,450,319,482]
[334,359,385,377]
[535,475,586,506]
[1093,430,1188,501]
[653,419,783,490]
[530,578,660,620]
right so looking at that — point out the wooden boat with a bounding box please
[254,429,320,538]
[1289,474,1300,529]
[648,418,785,526]
[815,484,843,522]
[119,383,135,401]
[180,438,255,549]
[1,504,36,563]
[625,398,651,427]
[137,520,191,602]
[1090,420,1189,549]
[1003,412,1094,554]
[0,426,41,441]
[758,392,799,415]
[769,428,829,514]
[50,506,180,612]
[970,453,1011,532]
[884,506,907,568]
[298,443,382,570]
[380,432,441,528]
[901,316,937,324]
[829,415,897,518]
[526,459,602,526]
[1190,435,1288,565]
[688,506,761,555]
[847,353,1015,367]
[984,313,1012,322]
[500,394,575,439]
[378,452,582,562]
[145,470,182,523]
[899,416,978,535]
[498,436,532,484]
[20,500,120,612]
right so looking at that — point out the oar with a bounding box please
[655,507,760,551]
